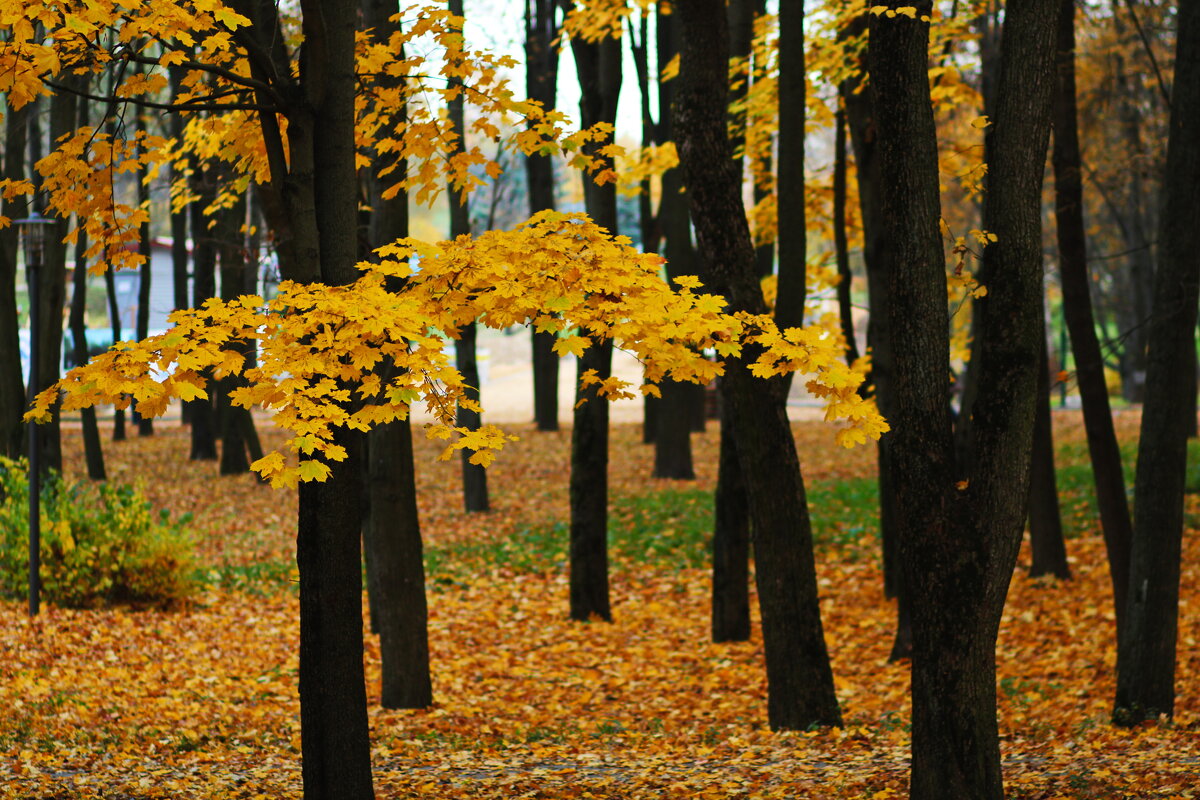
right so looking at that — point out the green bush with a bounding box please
[0,457,198,608]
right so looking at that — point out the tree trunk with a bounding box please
[843,18,904,638]
[1028,337,1069,579]
[711,395,750,642]
[70,230,106,481]
[135,118,154,438]
[1114,0,1200,726]
[1053,0,1132,633]
[103,259,125,441]
[651,7,697,475]
[570,336,614,621]
[870,1,1058,797]
[188,168,218,460]
[366,413,432,708]
[566,12,621,621]
[526,0,561,432]
[217,198,253,475]
[833,108,860,365]
[361,0,434,710]
[774,0,805,340]
[447,0,488,512]
[675,0,841,730]
[0,104,30,460]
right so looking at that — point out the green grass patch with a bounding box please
[200,559,297,595]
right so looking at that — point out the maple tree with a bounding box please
[4,6,883,797]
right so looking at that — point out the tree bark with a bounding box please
[842,17,904,649]
[832,108,860,365]
[651,6,697,476]
[1114,0,1200,727]
[711,394,750,642]
[70,230,106,481]
[188,166,219,461]
[567,13,621,622]
[134,113,154,438]
[526,0,561,432]
[774,0,805,339]
[359,0,434,711]
[1053,0,1132,633]
[1028,337,1069,579]
[0,104,30,460]
[675,0,841,730]
[870,1,1058,797]
[449,0,489,513]
[217,197,254,475]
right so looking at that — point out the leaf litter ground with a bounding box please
[1,410,1197,799]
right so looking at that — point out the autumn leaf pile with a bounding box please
[1,410,1197,799]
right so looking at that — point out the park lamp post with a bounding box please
[17,210,53,617]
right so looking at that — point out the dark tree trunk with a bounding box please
[526,0,561,432]
[832,108,860,365]
[774,0,806,338]
[361,0,433,710]
[188,169,218,460]
[33,85,78,476]
[295,0,375,793]
[0,104,30,459]
[675,0,841,730]
[870,1,1058,798]
[651,7,697,475]
[843,19,904,638]
[70,230,106,481]
[705,1,744,623]
[135,122,154,438]
[1114,0,1200,727]
[454,320,490,512]
[103,259,125,441]
[1028,337,1069,579]
[749,0,773,279]
[169,68,192,424]
[217,198,253,475]
[366,413,432,708]
[448,0,489,512]
[1112,9,1155,407]
[711,395,750,642]
[570,336,614,621]
[1053,0,1132,633]
[566,13,621,622]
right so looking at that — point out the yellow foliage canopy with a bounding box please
[28,212,887,487]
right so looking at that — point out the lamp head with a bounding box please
[14,211,54,266]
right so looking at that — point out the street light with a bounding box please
[16,210,54,617]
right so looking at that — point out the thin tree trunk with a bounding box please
[103,258,125,441]
[711,395,750,642]
[70,230,106,480]
[567,11,621,621]
[448,0,488,512]
[652,7,697,475]
[0,104,30,459]
[1114,0,1200,726]
[833,108,860,365]
[135,118,153,438]
[526,0,561,432]
[188,167,218,460]
[1053,0,1132,633]
[1028,337,1069,579]
[361,0,434,709]
[217,197,252,475]
[675,0,841,730]
[775,0,806,339]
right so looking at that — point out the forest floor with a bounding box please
[1,409,1198,799]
